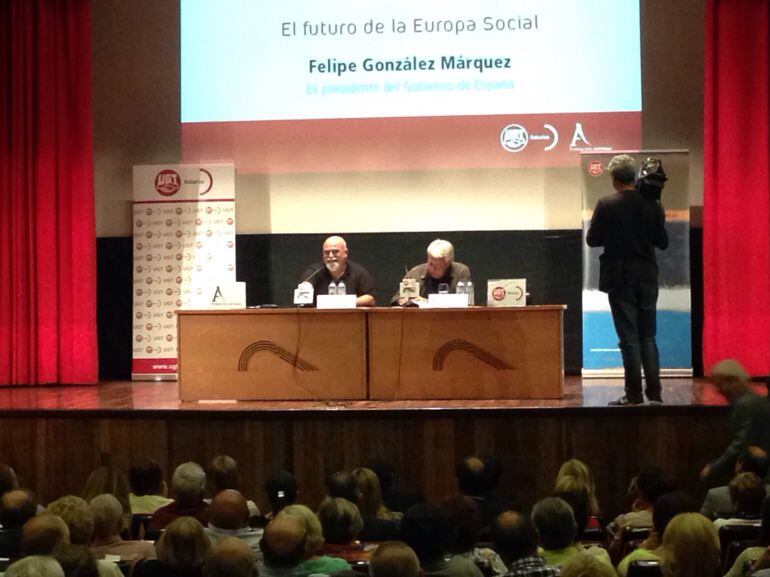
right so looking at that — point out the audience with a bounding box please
[560,551,617,577]
[90,493,156,562]
[350,468,400,542]
[21,514,70,556]
[724,495,770,577]
[0,464,20,496]
[492,510,559,577]
[658,512,720,577]
[701,446,769,520]
[81,465,131,516]
[135,516,211,577]
[55,544,100,577]
[264,469,298,521]
[0,489,38,558]
[365,456,423,513]
[281,504,351,575]
[204,536,256,577]
[205,489,262,558]
[317,497,366,561]
[442,495,507,576]
[206,455,260,518]
[128,459,172,514]
[259,513,309,577]
[149,462,209,531]
[369,541,421,577]
[456,456,514,533]
[5,555,65,577]
[554,459,602,523]
[713,471,766,529]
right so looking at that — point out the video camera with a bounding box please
[637,156,667,202]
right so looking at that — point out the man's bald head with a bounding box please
[492,511,538,563]
[209,489,249,530]
[0,489,37,528]
[369,541,420,577]
[322,236,348,276]
[22,514,70,556]
[205,536,256,577]
[260,512,308,567]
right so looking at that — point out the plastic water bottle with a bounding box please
[456,281,465,294]
[337,281,346,295]
[328,281,337,295]
[466,280,474,306]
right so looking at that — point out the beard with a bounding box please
[325,261,340,273]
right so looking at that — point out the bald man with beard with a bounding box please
[205,490,262,559]
[300,236,376,307]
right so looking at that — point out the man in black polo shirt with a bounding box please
[301,236,375,307]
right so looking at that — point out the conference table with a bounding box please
[177,306,565,402]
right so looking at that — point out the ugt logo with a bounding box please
[155,170,181,196]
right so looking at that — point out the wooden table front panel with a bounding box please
[368,307,564,400]
[178,310,367,401]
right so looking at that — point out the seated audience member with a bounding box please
[258,513,309,577]
[128,459,173,514]
[365,456,423,513]
[350,468,400,542]
[607,465,671,555]
[701,446,769,520]
[89,493,156,562]
[82,465,132,516]
[616,491,696,577]
[0,464,20,496]
[205,490,262,559]
[206,455,260,519]
[492,511,559,576]
[713,472,766,529]
[282,504,350,575]
[4,555,65,577]
[317,498,367,562]
[393,239,470,305]
[264,469,298,522]
[326,471,361,504]
[301,235,376,307]
[559,551,617,577]
[657,513,720,577]
[724,495,770,577]
[134,516,211,577]
[0,489,38,559]
[55,544,100,577]
[442,496,507,576]
[22,514,70,556]
[455,455,515,535]
[369,541,421,577]
[554,459,602,527]
[556,489,594,542]
[204,536,256,577]
[531,497,611,568]
[46,496,122,577]
[149,462,209,531]
[400,503,482,577]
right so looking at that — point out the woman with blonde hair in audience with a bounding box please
[554,459,601,521]
[560,551,617,577]
[133,516,211,577]
[351,467,401,521]
[282,504,351,576]
[660,512,719,577]
[82,465,132,515]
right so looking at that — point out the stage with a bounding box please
[0,377,741,523]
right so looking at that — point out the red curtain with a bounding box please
[703,0,770,375]
[0,0,97,384]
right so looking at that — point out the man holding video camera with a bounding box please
[587,155,669,406]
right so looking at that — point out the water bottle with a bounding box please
[337,281,346,295]
[466,280,474,306]
[456,281,465,295]
[328,281,337,295]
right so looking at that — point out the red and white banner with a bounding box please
[131,164,236,380]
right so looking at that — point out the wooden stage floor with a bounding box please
[0,376,734,415]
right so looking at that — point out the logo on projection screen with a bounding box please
[155,170,181,196]
[500,124,529,152]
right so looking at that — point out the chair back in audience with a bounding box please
[718,524,761,570]
[622,526,653,558]
[627,559,663,577]
[722,539,759,574]
[130,514,153,540]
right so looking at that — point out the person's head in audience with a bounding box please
[492,511,538,565]
[209,489,249,530]
[318,497,364,545]
[326,471,360,504]
[366,456,397,496]
[352,467,385,519]
[5,556,65,577]
[425,239,454,280]
[0,464,20,496]
[46,496,94,546]
[369,541,420,577]
[399,503,455,566]
[89,493,125,543]
[266,469,297,516]
[633,464,672,510]
[260,512,308,568]
[442,495,483,554]
[559,551,617,577]
[282,504,324,556]
[729,472,766,517]
[156,516,211,575]
[0,489,38,529]
[81,465,131,514]
[531,497,578,551]
[651,491,696,542]
[455,455,489,497]
[737,446,770,479]
[204,536,257,577]
[54,545,99,577]
[172,462,207,507]
[711,358,751,400]
[207,455,242,497]
[555,490,590,538]
[660,513,720,577]
[554,459,600,517]
[129,459,166,497]
[22,514,70,556]
[482,455,504,492]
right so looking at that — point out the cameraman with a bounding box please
[587,154,669,406]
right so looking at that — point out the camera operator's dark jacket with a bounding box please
[586,189,668,293]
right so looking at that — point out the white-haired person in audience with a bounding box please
[205,489,262,559]
[204,536,257,577]
[559,551,617,577]
[46,495,122,577]
[134,516,211,577]
[393,239,471,305]
[128,459,172,515]
[5,555,65,577]
[281,503,350,576]
[205,455,260,519]
[149,462,209,531]
[531,497,611,569]
[369,541,420,577]
[90,493,156,562]
[724,495,770,577]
